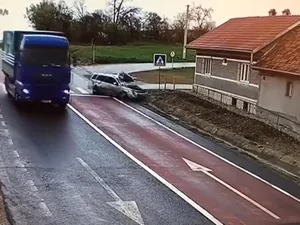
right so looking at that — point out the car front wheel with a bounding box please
[92,86,98,95]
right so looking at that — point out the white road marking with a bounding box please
[113,98,300,204]
[1,121,6,127]
[71,93,109,98]
[8,139,13,145]
[183,158,280,219]
[75,87,89,94]
[68,105,222,225]
[77,157,145,225]
[77,157,121,201]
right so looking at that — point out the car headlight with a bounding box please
[63,90,70,94]
[22,88,29,94]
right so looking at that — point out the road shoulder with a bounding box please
[136,90,300,185]
[0,191,10,225]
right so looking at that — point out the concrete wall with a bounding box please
[258,74,300,121]
[195,56,259,101]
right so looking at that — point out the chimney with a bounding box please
[282,9,291,16]
[268,9,277,16]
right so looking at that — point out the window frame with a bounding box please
[239,63,250,82]
[286,81,293,97]
[203,58,212,75]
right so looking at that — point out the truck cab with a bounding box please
[2,30,71,109]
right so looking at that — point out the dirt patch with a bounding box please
[130,68,194,84]
[142,90,300,182]
[0,189,10,225]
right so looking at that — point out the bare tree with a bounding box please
[189,3,214,30]
[73,0,87,19]
[0,8,8,16]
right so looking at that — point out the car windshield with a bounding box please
[20,47,69,67]
[119,72,134,82]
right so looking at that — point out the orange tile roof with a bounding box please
[187,16,300,52]
[254,24,300,75]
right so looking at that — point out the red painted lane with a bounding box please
[71,96,300,225]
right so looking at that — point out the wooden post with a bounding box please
[173,79,176,90]
[164,79,167,90]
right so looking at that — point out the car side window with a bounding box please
[106,77,118,85]
[91,74,98,80]
[97,75,105,81]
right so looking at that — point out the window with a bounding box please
[202,58,212,74]
[239,63,250,82]
[119,72,134,83]
[106,77,119,85]
[232,98,237,106]
[286,81,293,97]
[91,74,98,80]
[20,47,69,66]
[243,102,249,112]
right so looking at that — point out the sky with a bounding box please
[1,0,300,39]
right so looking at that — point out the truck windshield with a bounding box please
[20,47,69,67]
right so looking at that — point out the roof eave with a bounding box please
[186,46,252,53]
[252,66,300,76]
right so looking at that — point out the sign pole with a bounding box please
[158,66,161,90]
[170,51,175,69]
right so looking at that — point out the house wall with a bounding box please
[258,73,300,121]
[194,55,260,102]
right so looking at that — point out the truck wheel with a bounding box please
[56,103,67,111]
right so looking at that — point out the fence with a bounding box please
[192,85,300,140]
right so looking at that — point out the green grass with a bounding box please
[70,43,196,64]
[131,67,195,84]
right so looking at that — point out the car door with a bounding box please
[88,74,98,89]
[94,75,107,94]
[105,77,122,96]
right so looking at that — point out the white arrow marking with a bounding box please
[182,158,280,220]
[77,157,145,225]
[107,201,144,225]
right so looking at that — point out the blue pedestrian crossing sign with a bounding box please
[153,54,167,67]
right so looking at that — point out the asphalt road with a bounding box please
[0,84,214,225]
[70,95,300,225]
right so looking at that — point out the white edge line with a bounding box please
[112,98,300,204]
[71,93,110,98]
[75,87,89,94]
[67,104,223,225]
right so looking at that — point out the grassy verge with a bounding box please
[141,90,300,182]
[70,43,196,64]
[130,68,195,84]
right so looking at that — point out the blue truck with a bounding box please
[1,30,72,109]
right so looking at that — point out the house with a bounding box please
[186,13,300,110]
[252,23,300,124]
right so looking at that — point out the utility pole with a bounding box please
[182,4,189,60]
